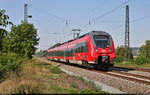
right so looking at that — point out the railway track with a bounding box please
[43,59,150,86]
[114,66,150,72]
[94,70,150,85]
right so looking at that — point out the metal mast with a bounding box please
[24,3,28,22]
[125,5,130,61]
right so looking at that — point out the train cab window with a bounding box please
[93,35,110,48]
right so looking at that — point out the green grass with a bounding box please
[35,61,62,74]
[115,61,150,68]
[51,84,107,94]
[48,66,62,74]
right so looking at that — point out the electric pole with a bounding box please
[24,3,28,22]
[24,3,32,22]
[124,5,130,61]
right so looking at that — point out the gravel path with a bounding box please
[38,57,150,94]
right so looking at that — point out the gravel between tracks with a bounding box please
[38,58,150,94]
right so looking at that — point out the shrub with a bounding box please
[116,56,124,63]
[0,52,23,78]
[134,57,149,65]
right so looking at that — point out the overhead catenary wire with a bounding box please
[28,4,74,45]
[28,4,67,23]
[86,0,106,15]
[79,0,129,30]
[107,14,150,31]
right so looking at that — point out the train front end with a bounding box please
[90,31,116,68]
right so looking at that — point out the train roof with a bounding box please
[48,31,110,50]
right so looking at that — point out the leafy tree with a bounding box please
[139,40,150,58]
[2,35,10,53]
[0,9,12,51]
[9,21,39,58]
[0,28,8,51]
[0,10,12,27]
[116,45,133,62]
[116,46,125,62]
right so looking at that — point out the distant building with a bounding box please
[132,47,140,57]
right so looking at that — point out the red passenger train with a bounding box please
[47,31,116,69]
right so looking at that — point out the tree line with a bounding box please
[116,40,150,64]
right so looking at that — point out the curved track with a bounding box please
[113,66,150,72]
[46,59,150,86]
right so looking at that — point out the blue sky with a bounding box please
[1,0,150,51]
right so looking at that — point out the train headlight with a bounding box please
[95,47,98,52]
[109,48,112,52]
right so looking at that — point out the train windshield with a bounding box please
[93,35,110,48]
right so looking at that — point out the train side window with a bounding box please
[66,50,68,56]
[68,49,71,56]
[56,51,57,56]
[59,51,61,56]
[55,51,56,56]
[82,42,85,52]
[77,44,79,53]
[70,48,73,56]
[76,44,79,53]
[70,49,72,56]
[80,43,83,53]
[72,48,74,56]
[65,49,68,56]
[75,44,77,53]
[79,43,81,53]
[80,43,82,53]
[68,49,69,56]
[85,41,89,52]
[81,42,84,53]
[68,49,70,56]
[66,49,67,56]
